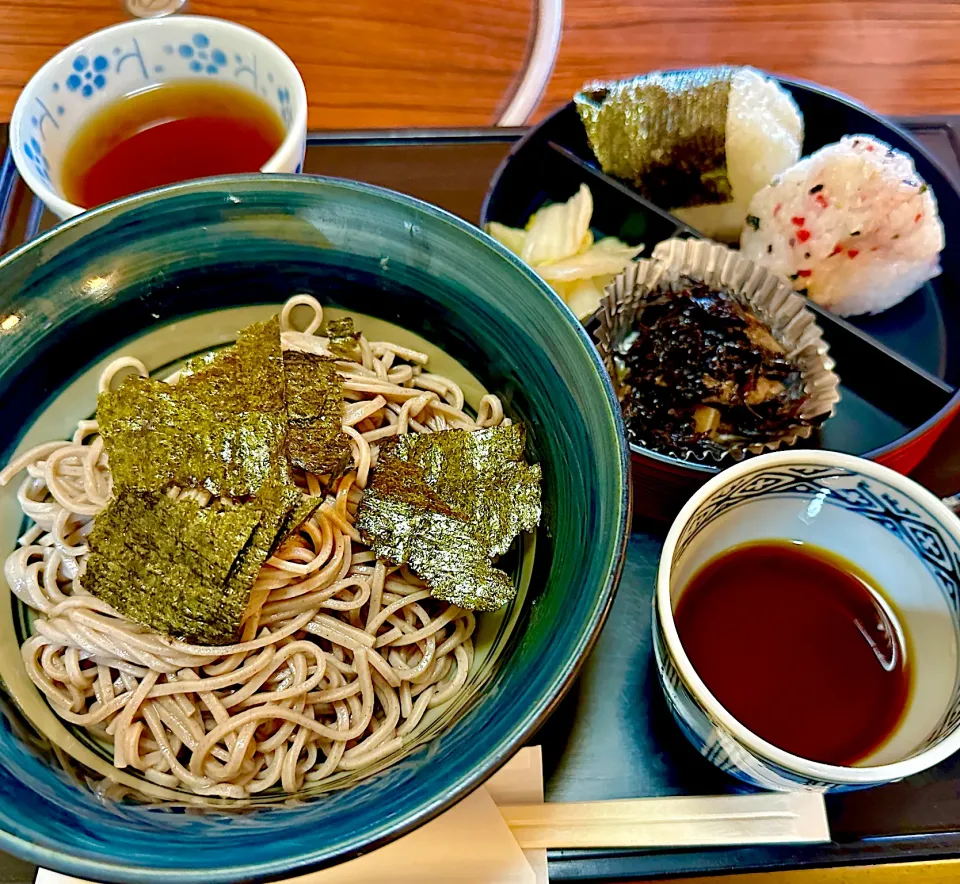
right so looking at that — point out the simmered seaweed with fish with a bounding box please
[620,279,812,458]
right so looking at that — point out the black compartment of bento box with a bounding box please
[3,119,960,882]
[481,81,960,520]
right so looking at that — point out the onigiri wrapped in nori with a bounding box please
[576,67,803,242]
[740,135,945,316]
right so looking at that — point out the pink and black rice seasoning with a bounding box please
[740,135,944,317]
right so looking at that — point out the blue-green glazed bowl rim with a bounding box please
[0,174,632,883]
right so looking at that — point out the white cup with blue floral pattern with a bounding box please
[656,449,960,792]
[11,16,307,219]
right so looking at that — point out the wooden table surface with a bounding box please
[1,0,960,129]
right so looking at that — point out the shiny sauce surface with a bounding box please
[61,80,286,209]
[674,540,910,766]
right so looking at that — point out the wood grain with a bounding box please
[3,0,960,128]
[543,0,960,119]
[0,0,534,127]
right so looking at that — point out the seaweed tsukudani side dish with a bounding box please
[0,295,542,797]
[612,274,828,461]
[619,278,815,459]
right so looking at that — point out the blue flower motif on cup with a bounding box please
[180,34,228,75]
[277,86,292,126]
[66,54,110,98]
[22,136,51,185]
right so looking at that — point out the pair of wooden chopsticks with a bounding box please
[500,792,830,849]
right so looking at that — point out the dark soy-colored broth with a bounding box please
[675,540,910,766]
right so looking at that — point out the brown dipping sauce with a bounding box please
[675,540,910,766]
[61,80,286,209]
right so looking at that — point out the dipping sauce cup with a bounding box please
[655,449,960,791]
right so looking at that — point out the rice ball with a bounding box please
[674,68,803,242]
[740,135,945,316]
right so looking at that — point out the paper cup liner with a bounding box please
[594,237,841,465]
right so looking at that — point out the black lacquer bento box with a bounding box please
[482,76,960,519]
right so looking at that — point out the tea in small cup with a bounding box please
[12,16,307,219]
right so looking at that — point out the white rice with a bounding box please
[674,68,803,242]
[740,135,945,316]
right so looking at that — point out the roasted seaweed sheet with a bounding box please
[355,425,542,611]
[283,350,351,477]
[620,279,812,458]
[324,317,361,361]
[576,68,734,208]
[98,318,288,499]
[87,315,340,643]
[84,491,263,645]
[222,467,320,616]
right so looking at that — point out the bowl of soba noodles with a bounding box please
[0,175,630,883]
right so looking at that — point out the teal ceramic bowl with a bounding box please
[0,175,630,882]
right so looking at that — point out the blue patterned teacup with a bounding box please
[11,16,306,219]
[656,450,960,792]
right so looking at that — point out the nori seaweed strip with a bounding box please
[576,68,735,208]
[324,317,361,360]
[93,316,325,644]
[282,350,351,477]
[385,426,541,557]
[280,491,324,543]
[83,491,262,645]
[355,426,541,611]
[98,318,287,499]
[222,469,318,612]
[356,493,515,611]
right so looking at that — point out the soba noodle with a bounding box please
[0,295,509,798]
